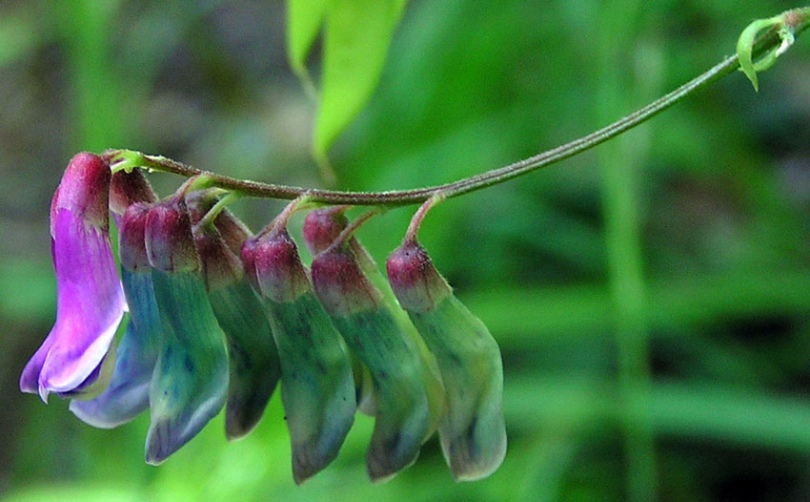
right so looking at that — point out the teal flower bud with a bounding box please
[387,239,506,481]
[302,207,378,417]
[311,244,435,482]
[142,197,229,464]
[188,193,281,440]
[242,228,355,484]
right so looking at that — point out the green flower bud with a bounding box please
[190,213,281,440]
[242,229,356,484]
[311,245,434,482]
[387,240,506,481]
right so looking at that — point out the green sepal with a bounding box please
[208,281,281,440]
[736,15,793,92]
[262,291,356,484]
[406,295,506,481]
[145,270,229,465]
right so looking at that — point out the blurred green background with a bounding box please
[3,1,810,500]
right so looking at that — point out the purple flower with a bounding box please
[19,153,127,402]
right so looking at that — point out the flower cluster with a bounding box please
[20,153,506,483]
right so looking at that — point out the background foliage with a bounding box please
[3,0,810,500]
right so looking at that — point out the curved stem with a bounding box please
[101,8,808,207]
[405,194,445,242]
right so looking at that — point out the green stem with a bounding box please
[595,3,656,500]
[101,7,809,207]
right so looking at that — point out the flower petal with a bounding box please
[20,334,54,396]
[70,268,162,428]
[36,209,126,400]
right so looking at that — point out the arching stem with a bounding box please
[100,7,810,208]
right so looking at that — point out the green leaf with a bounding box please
[314,0,407,161]
[286,0,327,82]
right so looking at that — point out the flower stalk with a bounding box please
[99,7,810,208]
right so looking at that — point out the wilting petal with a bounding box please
[387,240,506,481]
[70,268,162,428]
[25,209,126,401]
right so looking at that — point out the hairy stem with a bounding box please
[102,7,809,207]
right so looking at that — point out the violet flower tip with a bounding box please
[37,384,50,404]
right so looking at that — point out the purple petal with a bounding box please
[19,334,54,395]
[70,269,162,428]
[33,209,126,400]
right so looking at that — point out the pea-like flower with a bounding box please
[70,171,162,428]
[20,153,126,402]
[19,154,506,483]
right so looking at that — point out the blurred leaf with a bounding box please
[0,7,40,68]
[314,0,407,162]
[506,377,810,453]
[4,485,142,502]
[286,0,327,82]
[465,269,810,344]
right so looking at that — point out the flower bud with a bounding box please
[119,203,152,272]
[242,229,311,303]
[310,246,382,316]
[110,169,157,215]
[193,222,244,291]
[142,195,230,463]
[213,208,251,257]
[311,244,434,482]
[145,265,230,464]
[302,206,348,256]
[387,239,506,481]
[301,209,382,416]
[191,215,281,440]
[145,197,200,273]
[242,228,356,483]
[386,240,452,313]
